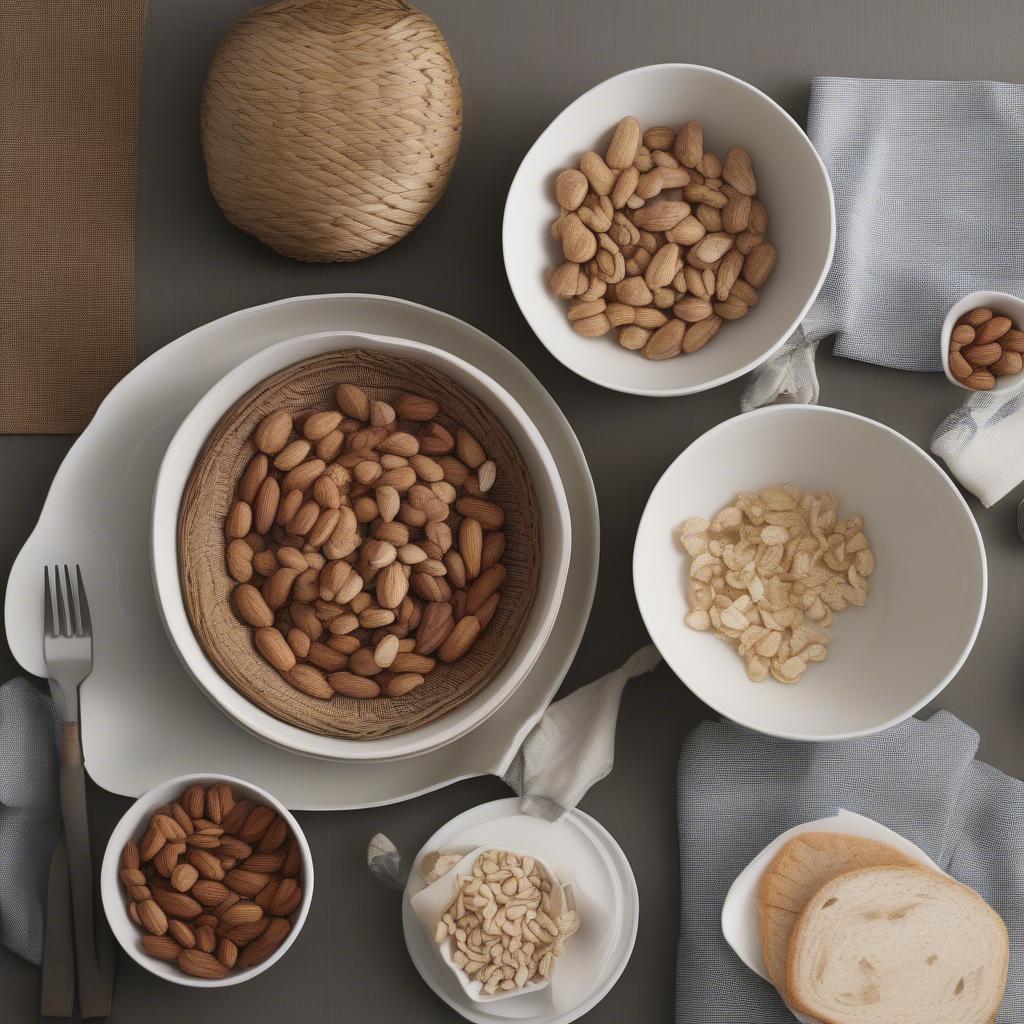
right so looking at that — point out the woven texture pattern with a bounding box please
[0,0,145,432]
[179,351,540,739]
[675,712,1024,1022]
[744,77,1024,408]
[201,0,462,262]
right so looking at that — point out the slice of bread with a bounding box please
[786,864,1008,1024]
[757,832,917,1000]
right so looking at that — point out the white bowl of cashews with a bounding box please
[634,405,987,740]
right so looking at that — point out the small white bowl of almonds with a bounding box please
[504,63,835,396]
[941,290,1024,392]
[634,405,987,740]
[101,773,313,987]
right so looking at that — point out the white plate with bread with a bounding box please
[722,809,1009,1024]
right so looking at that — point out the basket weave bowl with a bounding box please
[201,0,462,262]
[178,351,540,740]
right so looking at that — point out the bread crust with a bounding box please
[756,832,916,999]
[785,864,1008,1024]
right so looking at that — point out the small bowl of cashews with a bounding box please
[634,404,987,740]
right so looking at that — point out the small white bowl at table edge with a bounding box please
[941,289,1024,393]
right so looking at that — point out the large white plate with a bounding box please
[5,295,599,810]
[403,798,638,1024]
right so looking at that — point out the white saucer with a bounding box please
[5,295,599,809]
[403,798,638,1024]
[721,809,939,1023]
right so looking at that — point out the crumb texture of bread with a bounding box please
[785,865,1009,1024]
[757,832,917,998]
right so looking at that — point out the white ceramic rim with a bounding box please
[502,62,837,397]
[151,330,573,763]
[100,772,314,987]
[940,288,1024,394]
[402,798,639,1024]
[633,404,988,741]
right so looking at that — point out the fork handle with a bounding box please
[59,723,113,1019]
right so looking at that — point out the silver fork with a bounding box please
[44,566,113,1019]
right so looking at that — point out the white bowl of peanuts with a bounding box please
[101,773,313,987]
[152,330,571,762]
[634,405,987,740]
[503,64,835,396]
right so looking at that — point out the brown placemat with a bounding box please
[0,1,146,434]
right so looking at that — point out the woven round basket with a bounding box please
[178,351,541,740]
[201,0,462,262]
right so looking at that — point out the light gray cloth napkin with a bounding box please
[743,77,1024,505]
[0,677,61,965]
[368,645,661,886]
[676,710,1024,1022]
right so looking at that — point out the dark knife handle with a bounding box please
[59,722,112,1019]
[40,833,74,1018]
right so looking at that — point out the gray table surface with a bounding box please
[3,1,1024,1020]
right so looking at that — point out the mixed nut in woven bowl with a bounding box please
[152,332,571,762]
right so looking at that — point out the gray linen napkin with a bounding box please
[0,677,61,965]
[676,710,1024,1022]
[742,77,1024,504]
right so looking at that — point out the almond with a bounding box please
[674,120,703,167]
[171,863,199,892]
[137,899,168,936]
[234,584,274,628]
[643,242,680,289]
[273,439,311,471]
[723,146,757,195]
[992,350,1023,376]
[454,496,504,530]
[674,296,713,323]
[225,501,252,540]
[181,785,206,819]
[1001,328,1024,353]
[219,901,264,930]
[252,476,280,534]
[302,410,342,441]
[383,673,425,697]
[192,879,231,907]
[142,934,181,961]
[579,151,616,195]
[394,393,439,421]
[742,243,776,288]
[683,316,723,353]
[455,428,486,469]
[606,116,640,169]
[152,889,202,920]
[642,319,685,360]
[217,937,239,969]
[237,917,291,969]
[963,341,1003,367]
[253,410,292,455]
[965,369,995,390]
[554,168,588,210]
[286,664,333,700]
[178,948,229,980]
[328,672,381,698]
[269,878,302,917]
[414,602,454,655]
[630,201,690,232]
[721,193,751,233]
[225,869,271,898]
[375,562,408,610]
[466,563,506,614]
[335,383,369,420]
[187,849,225,881]
[438,616,482,662]
[168,919,196,948]
[139,826,166,862]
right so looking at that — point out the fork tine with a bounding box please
[44,567,55,638]
[75,566,91,636]
[63,565,79,636]
[54,565,69,637]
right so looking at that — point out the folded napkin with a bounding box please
[368,646,660,886]
[743,77,1024,505]
[0,677,61,965]
[676,711,1024,1022]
